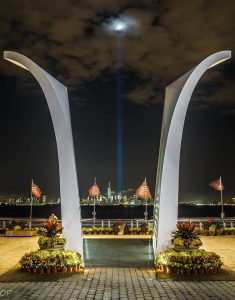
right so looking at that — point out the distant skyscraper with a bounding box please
[107,182,112,199]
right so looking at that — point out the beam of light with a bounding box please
[104,16,137,193]
[117,38,123,194]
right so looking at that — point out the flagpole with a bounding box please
[220,176,225,226]
[29,179,33,230]
[144,177,148,222]
[144,198,148,221]
[92,178,96,225]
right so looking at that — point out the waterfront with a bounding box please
[0,203,235,219]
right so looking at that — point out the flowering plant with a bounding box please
[39,214,62,238]
[171,221,202,249]
[38,236,66,249]
[140,222,149,234]
[19,250,82,270]
[112,220,125,234]
[155,249,222,271]
[37,214,66,249]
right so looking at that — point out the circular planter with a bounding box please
[46,269,51,274]
[33,268,37,273]
[67,267,73,273]
[40,245,64,251]
[39,269,44,274]
[173,245,200,252]
[52,268,58,273]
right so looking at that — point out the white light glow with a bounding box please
[105,16,137,35]
[112,20,128,32]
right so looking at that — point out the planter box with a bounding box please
[39,245,64,251]
[173,245,200,252]
[6,230,37,237]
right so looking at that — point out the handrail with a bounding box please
[0,217,235,229]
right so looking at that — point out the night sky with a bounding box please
[0,0,234,202]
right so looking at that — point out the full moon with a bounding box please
[111,20,128,32]
[105,17,137,34]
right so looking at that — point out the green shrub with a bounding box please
[140,222,149,234]
[155,249,222,270]
[216,229,223,236]
[209,224,216,236]
[224,229,231,235]
[230,228,235,235]
[124,225,130,235]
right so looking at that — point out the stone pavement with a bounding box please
[0,236,235,299]
[201,236,235,272]
[0,268,235,299]
[0,236,38,276]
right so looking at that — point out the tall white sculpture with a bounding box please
[153,51,231,254]
[4,51,83,256]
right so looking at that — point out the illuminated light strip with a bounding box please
[5,58,28,70]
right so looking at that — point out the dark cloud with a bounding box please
[0,0,234,111]
[0,0,234,200]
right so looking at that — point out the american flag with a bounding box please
[209,177,225,191]
[136,178,151,199]
[32,181,42,198]
[88,179,100,198]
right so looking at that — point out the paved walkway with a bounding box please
[0,268,235,299]
[201,236,235,272]
[0,236,38,276]
[0,236,235,299]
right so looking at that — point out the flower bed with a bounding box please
[155,221,223,275]
[198,228,235,236]
[82,225,153,235]
[19,250,82,273]
[156,249,222,274]
[18,214,83,274]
